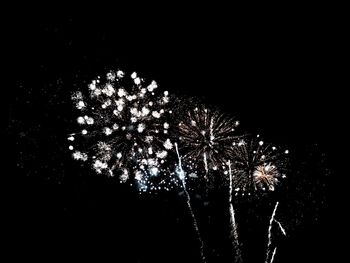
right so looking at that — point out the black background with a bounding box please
[5,7,343,263]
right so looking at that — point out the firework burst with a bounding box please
[176,104,240,178]
[68,70,179,192]
[231,135,289,195]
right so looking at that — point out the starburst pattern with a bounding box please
[231,135,289,195]
[68,69,179,192]
[177,104,240,177]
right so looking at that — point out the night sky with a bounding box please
[6,9,342,263]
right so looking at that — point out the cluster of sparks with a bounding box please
[68,70,180,192]
[68,69,289,196]
[68,69,290,263]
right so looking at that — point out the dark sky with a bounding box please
[5,9,343,263]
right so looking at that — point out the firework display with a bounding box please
[67,68,292,263]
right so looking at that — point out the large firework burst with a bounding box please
[231,135,289,195]
[68,70,179,192]
[176,104,240,177]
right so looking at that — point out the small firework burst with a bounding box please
[176,104,240,178]
[231,135,289,195]
[68,69,179,192]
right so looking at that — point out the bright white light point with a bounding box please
[77,101,85,109]
[257,134,260,137]
[105,127,112,135]
[152,111,161,118]
[150,167,159,176]
[117,105,123,111]
[135,171,142,181]
[161,160,164,164]
[147,81,158,91]
[82,129,87,135]
[272,146,277,150]
[69,145,74,150]
[117,70,124,78]
[137,123,145,133]
[122,126,126,130]
[102,104,107,109]
[106,72,115,80]
[160,109,164,113]
[93,89,101,96]
[89,81,96,90]
[118,88,126,97]
[68,136,74,141]
[131,117,137,123]
[261,155,265,159]
[141,107,150,116]
[235,121,240,126]
[138,148,143,153]
[86,117,94,125]
[191,120,196,126]
[259,141,264,146]
[131,72,137,79]
[163,139,173,150]
[224,171,228,175]
[213,166,218,170]
[149,102,153,106]
[72,151,88,161]
[77,116,85,124]
[156,151,168,159]
[164,122,169,129]
[148,147,153,155]
[235,188,240,191]
[117,153,122,159]
[285,150,289,154]
[134,77,141,85]
[169,110,172,114]
[164,91,169,96]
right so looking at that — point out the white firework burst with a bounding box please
[68,69,179,192]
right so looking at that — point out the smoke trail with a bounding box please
[265,202,279,263]
[228,160,243,263]
[175,143,206,263]
[270,247,277,263]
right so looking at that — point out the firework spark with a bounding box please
[270,247,277,263]
[231,135,289,195]
[228,160,242,263]
[265,201,279,263]
[177,104,240,176]
[68,70,178,192]
[175,143,206,263]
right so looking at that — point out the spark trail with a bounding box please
[270,247,277,263]
[265,201,279,263]
[228,160,242,263]
[275,219,287,236]
[175,143,206,263]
